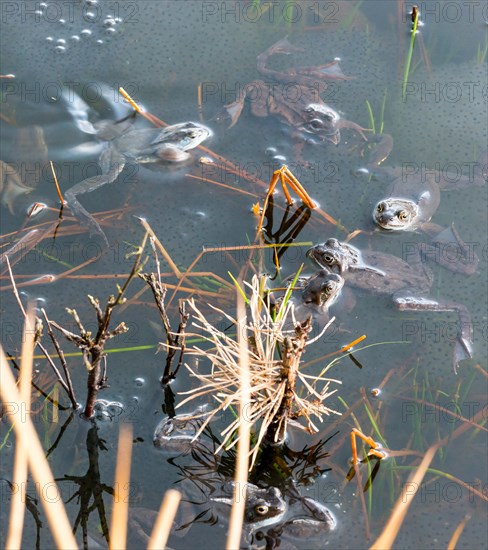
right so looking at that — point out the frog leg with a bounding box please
[364,133,394,167]
[256,37,304,73]
[419,223,479,275]
[336,118,369,142]
[219,80,269,127]
[257,37,351,86]
[64,149,126,246]
[393,292,473,373]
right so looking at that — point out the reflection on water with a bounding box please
[1,1,486,548]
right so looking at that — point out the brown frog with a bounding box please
[221,37,367,146]
[307,238,473,372]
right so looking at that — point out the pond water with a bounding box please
[1,1,487,548]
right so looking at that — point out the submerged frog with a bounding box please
[367,139,486,274]
[64,120,210,245]
[307,238,473,372]
[221,37,367,146]
[213,481,335,547]
[1,125,48,213]
[153,404,210,454]
[125,483,287,546]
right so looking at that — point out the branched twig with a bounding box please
[265,318,312,445]
[138,272,189,384]
[40,309,78,409]
[49,236,147,418]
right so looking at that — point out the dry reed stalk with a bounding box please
[109,424,133,550]
[0,344,78,549]
[147,489,182,550]
[6,304,35,549]
[138,218,182,278]
[226,294,251,549]
[370,444,437,550]
[447,515,471,550]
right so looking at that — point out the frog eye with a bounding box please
[307,119,325,131]
[254,504,269,516]
[322,254,335,264]
[398,210,409,220]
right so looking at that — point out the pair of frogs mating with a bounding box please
[294,237,474,373]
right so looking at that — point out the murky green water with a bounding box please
[1,1,487,548]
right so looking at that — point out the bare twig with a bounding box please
[49,236,147,418]
[139,272,189,384]
[40,308,78,409]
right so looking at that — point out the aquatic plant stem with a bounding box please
[402,8,419,101]
[147,490,182,550]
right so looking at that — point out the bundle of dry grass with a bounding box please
[177,275,342,468]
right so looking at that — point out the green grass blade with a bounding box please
[275,263,304,322]
[228,271,249,305]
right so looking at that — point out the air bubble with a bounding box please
[56,38,66,45]
[273,155,287,163]
[96,39,104,45]
[71,35,80,42]
[85,0,98,5]
[134,377,145,387]
[103,17,116,27]
[85,11,97,21]
[80,29,92,38]
[46,36,54,42]
[54,45,66,54]
[105,27,116,36]
[58,18,66,25]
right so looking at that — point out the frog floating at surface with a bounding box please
[220,37,368,146]
[64,119,210,246]
[366,137,487,275]
[307,238,474,372]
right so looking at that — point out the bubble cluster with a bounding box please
[40,0,123,56]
